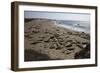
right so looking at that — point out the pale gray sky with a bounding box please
[24,11,90,22]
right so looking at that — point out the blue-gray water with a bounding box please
[55,20,90,33]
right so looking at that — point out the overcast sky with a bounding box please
[24,11,90,22]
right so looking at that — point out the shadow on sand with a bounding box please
[24,49,61,61]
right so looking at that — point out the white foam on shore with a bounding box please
[55,23,90,33]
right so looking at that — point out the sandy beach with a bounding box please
[24,19,90,61]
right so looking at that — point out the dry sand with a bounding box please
[24,19,90,61]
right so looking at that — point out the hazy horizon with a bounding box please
[24,11,90,22]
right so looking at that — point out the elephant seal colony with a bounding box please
[24,19,90,61]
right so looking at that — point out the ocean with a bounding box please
[56,20,90,33]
